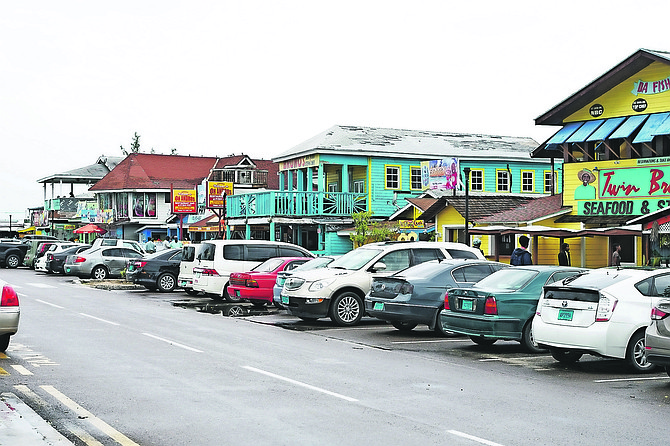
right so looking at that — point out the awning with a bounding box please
[609,114,649,139]
[545,122,583,145]
[566,119,604,143]
[468,225,641,238]
[632,112,670,143]
[586,116,626,141]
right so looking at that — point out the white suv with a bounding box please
[534,267,668,372]
[281,241,485,326]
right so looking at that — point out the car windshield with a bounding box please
[293,257,335,271]
[253,258,284,272]
[474,268,538,291]
[328,248,383,271]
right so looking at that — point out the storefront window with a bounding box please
[99,193,112,210]
[116,193,128,218]
[132,193,157,218]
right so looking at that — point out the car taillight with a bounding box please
[246,279,259,288]
[651,306,670,320]
[596,295,618,322]
[199,268,219,276]
[484,296,498,315]
[444,291,450,310]
[47,253,54,261]
[399,283,414,294]
[1,285,19,306]
[74,256,87,263]
[134,261,147,268]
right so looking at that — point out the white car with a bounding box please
[0,279,20,352]
[533,268,669,372]
[35,242,86,273]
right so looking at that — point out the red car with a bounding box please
[228,257,312,306]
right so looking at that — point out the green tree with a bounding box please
[349,211,398,248]
[121,132,141,155]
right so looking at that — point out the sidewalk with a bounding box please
[0,392,73,446]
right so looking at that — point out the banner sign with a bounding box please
[399,220,425,229]
[206,181,234,209]
[632,77,670,96]
[172,189,197,214]
[421,158,459,190]
[279,155,319,171]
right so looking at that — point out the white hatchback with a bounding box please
[533,268,668,372]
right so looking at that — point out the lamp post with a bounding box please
[463,167,470,245]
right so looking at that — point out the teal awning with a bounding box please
[546,122,583,145]
[586,116,626,142]
[566,119,604,143]
[609,114,649,139]
[632,112,670,143]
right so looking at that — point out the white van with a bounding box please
[178,244,208,295]
[192,240,314,301]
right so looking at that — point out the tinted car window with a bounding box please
[182,246,195,262]
[254,258,284,272]
[475,269,538,291]
[446,248,479,259]
[101,240,117,246]
[653,274,670,296]
[103,248,122,257]
[200,243,216,261]
[412,249,445,264]
[223,244,244,261]
[279,247,309,257]
[122,249,143,259]
[635,278,653,296]
[246,245,277,262]
[453,264,493,283]
[285,260,308,271]
[378,250,410,272]
[168,251,183,262]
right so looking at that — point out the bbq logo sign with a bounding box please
[571,159,670,216]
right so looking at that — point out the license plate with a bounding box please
[65,267,70,273]
[281,295,289,304]
[558,309,574,321]
[195,272,201,278]
[373,302,384,311]
[235,290,241,297]
[461,299,474,311]
[179,280,186,286]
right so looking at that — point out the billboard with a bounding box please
[421,158,459,190]
[206,181,234,209]
[172,189,197,214]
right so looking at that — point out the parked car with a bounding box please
[281,241,485,327]
[126,249,183,292]
[90,237,145,254]
[366,260,508,335]
[64,246,144,280]
[178,243,208,295]
[228,257,313,306]
[24,238,62,269]
[646,299,670,377]
[35,242,85,273]
[533,267,668,372]
[441,265,585,352]
[0,240,28,269]
[46,244,92,274]
[273,256,337,307]
[0,279,20,352]
[192,240,314,301]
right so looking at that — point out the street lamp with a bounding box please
[463,167,470,245]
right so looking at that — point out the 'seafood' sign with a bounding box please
[207,181,234,208]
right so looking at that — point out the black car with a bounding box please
[127,249,182,292]
[46,245,92,274]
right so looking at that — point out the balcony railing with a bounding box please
[210,169,268,186]
[227,191,368,218]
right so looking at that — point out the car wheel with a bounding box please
[521,320,545,353]
[469,335,496,346]
[5,254,20,269]
[391,321,418,332]
[224,285,242,303]
[157,273,176,292]
[330,292,363,326]
[0,334,10,352]
[549,348,582,364]
[224,305,246,317]
[91,266,108,280]
[626,330,656,373]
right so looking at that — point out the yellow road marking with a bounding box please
[0,353,8,359]
[0,367,9,376]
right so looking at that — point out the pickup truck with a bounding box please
[0,241,28,268]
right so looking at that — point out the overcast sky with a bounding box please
[1,1,668,218]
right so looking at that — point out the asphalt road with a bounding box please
[0,267,669,446]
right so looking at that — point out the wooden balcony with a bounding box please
[227,191,368,218]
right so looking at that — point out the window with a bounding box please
[452,264,494,283]
[279,247,309,257]
[246,245,278,262]
[115,193,128,218]
[446,249,480,259]
[470,170,484,191]
[353,180,365,193]
[132,193,157,218]
[328,183,338,193]
[544,171,556,193]
[496,170,510,192]
[412,249,446,264]
[385,165,401,189]
[378,249,410,272]
[410,167,422,190]
[522,171,534,192]
[223,244,243,260]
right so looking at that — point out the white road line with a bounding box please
[36,299,64,309]
[10,365,33,375]
[41,385,140,446]
[243,366,359,402]
[142,333,204,352]
[14,384,49,408]
[26,283,57,289]
[391,339,467,344]
[65,421,106,446]
[80,313,120,326]
[594,376,670,383]
[448,429,505,446]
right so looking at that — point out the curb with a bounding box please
[0,392,73,445]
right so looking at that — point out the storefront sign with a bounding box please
[421,158,459,190]
[399,220,425,229]
[632,76,670,96]
[172,189,197,214]
[279,155,319,171]
[206,181,234,208]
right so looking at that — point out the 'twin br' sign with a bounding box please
[207,181,234,209]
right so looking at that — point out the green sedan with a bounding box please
[440,265,586,352]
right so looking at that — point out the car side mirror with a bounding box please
[371,261,387,272]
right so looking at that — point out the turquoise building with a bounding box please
[226,125,562,255]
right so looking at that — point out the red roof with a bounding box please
[476,194,569,224]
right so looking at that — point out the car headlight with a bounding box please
[309,278,336,291]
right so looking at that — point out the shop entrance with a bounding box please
[610,235,635,264]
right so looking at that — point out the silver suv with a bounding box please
[281,241,485,326]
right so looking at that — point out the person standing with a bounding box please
[510,235,532,266]
[558,243,571,266]
[170,236,182,249]
[144,237,156,254]
[611,244,622,266]
[163,237,172,250]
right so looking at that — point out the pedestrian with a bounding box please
[163,237,172,250]
[144,237,156,254]
[510,235,532,266]
[170,236,182,249]
[558,243,571,266]
[611,243,621,267]
[472,238,485,256]
[154,236,165,251]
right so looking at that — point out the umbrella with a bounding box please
[73,223,107,234]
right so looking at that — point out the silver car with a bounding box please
[64,246,144,280]
[0,279,20,352]
[646,299,670,377]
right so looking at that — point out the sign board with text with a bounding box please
[206,181,234,209]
